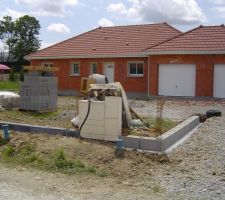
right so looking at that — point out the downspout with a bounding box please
[147,56,150,99]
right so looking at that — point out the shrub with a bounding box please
[20,69,24,81]
[9,70,15,81]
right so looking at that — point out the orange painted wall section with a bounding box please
[31,57,148,94]
[149,54,225,97]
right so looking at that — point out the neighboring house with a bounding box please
[25,23,225,98]
[0,64,10,81]
[147,25,225,98]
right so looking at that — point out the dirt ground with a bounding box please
[1,97,225,199]
[0,164,168,200]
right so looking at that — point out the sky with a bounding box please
[0,0,225,49]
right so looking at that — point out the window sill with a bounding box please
[128,74,144,78]
[70,74,80,77]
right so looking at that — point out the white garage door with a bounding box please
[158,64,196,97]
[214,64,225,98]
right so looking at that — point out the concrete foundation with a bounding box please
[0,121,79,137]
[120,116,200,153]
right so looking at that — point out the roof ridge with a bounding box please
[25,27,100,59]
[99,22,169,29]
[145,25,203,51]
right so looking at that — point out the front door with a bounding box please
[104,63,114,83]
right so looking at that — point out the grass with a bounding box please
[0,109,58,123]
[0,81,20,91]
[0,143,97,175]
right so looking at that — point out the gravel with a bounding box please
[130,98,225,199]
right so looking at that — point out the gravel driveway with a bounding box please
[130,98,225,199]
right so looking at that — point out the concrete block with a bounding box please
[160,116,199,152]
[79,100,105,120]
[105,97,122,119]
[119,135,140,149]
[0,121,79,138]
[139,137,162,152]
[105,119,121,138]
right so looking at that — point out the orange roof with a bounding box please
[25,23,181,60]
[147,25,225,54]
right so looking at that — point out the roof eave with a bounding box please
[147,50,225,55]
[24,53,148,60]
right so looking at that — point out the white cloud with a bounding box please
[107,2,139,19]
[47,23,71,34]
[107,3,127,15]
[0,8,26,20]
[107,0,205,25]
[15,0,79,17]
[98,18,114,27]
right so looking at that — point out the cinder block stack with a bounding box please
[20,74,58,111]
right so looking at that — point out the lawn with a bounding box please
[0,81,20,91]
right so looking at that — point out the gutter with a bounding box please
[24,53,148,60]
[147,50,225,55]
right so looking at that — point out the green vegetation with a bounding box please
[143,117,177,134]
[0,81,20,91]
[152,185,165,193]
[0,109,57,120]
[0,144,96,175]
[0,15,41,67]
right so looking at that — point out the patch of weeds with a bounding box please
[0,144,96,176]
[1,145,16,158]
[24,111,58,119]
[142,117,177,134]
[0,136,7,146]
[97,170,108,177]
[152,185,165,193]
[53,148,96,174]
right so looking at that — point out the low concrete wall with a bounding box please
[120,116,200,153]
[0,121,80,138]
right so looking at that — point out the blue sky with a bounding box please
[0,0,225,49]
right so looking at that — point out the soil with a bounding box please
[1,97,225,199]
[0,164,167,200]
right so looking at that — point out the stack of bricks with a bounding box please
[20,73,58,111]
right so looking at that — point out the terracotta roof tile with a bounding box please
[147,25,225,53]
[25,23,181,59]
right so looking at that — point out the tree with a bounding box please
[0,16,17,62]
[0,15,41,68]
[14,15,41,65]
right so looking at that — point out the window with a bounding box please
[89,63,97,74]
[42,63,53,67]
[128,62,144,77]
[70,63,80,76]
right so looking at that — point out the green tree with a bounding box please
[14,15,41,65]
[0,15,41,67]
[0,16,17,62]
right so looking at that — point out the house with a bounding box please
[25,23,225,99]
[147,25,225,98]
[25,23,181,98]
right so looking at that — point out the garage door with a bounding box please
[158,64,196,97]
[214,64,225,98]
